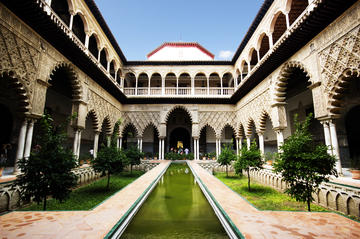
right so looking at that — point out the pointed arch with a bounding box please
[101,116,112,135]
[257,32,270,59]
[220,123,236,138]
[49,62,82,100]
[328,68,360,116]
[259,110,273,132]
[165,105,193,123]
[0,69,31,114]
[274,61,312,104]
[270,11,287,44]
[246,118,256,137]
[86,110,100,132]
[121,122,139,138]
[88,33,99,58]
[141,122,160,137]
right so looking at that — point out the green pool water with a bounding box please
[121,163,228,239]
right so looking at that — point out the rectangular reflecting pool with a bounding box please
[121,163,228,238]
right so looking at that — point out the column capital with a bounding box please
[192,136,199,140]
[273,127,285,133]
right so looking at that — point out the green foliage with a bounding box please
[207,152,216,159]
[14,114,78,210]
[124,145,144,173]
[92,146,126,190]
[165,152,182,160]
[273,114,337,211]
[234,141,263,191]
[217,143,237,177]
[186,153,194,160]
[215,172,329,212]
[21,171,144,211]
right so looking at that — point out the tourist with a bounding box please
[184,148,189,155]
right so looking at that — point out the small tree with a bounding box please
[92,118,126,190]
[217,143,237,177]
[124,145,144,174]
[92,146,125,190]
[14,114,78,210]
[273,114,337,211]
[234,141,263,191]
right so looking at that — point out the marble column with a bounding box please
[196,138,200,160]
[93,132,99,158]
[329,120,342,174]
[76,129,82,159]
[275,128,284,152]
[107,135,111,147]
[159,139,162,160]
[119,137,122,150]
[193,138,197,160]
[73,129,79,156]
[24,119,35,158]
[14,119,28,173]
[258,132,264,155]
[321,121,332,155]
[246,136,251,150]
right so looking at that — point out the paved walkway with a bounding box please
[0,161,170,239]
[189,161,360,239]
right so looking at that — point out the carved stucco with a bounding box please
[121,111,161,137]
[319,25,360,117]
[199,111,237,138]
[0,23,40,114]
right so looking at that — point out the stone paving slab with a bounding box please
[0,161,170,239]
[189,161,360,239]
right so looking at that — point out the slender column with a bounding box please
[321,121,332,155]
[106,61,110,73]
[93,132,99,158]
[162,139,165,160]
[220,76,223,95]
[246,136,251,150]
[97,49,101,62]
[218,139,222,155]
[148,77,151,95]
[14,119,28,173]
[193,138,197,160]
[85,34,90,49]
[236,137,240,155]
[258,132,264,155]
[215,139,219,158]
[191,77,195,95]
[69,14,74,31]
[161,77,165,95]
[239,137,243,151]
[256,49,260,62]
[140,139,143,152]
[275,128,284,152]
[24,119,35,158]
[197,139,200,160]
[107,135,111,147]
[76,130,82,158]
[207,76,210,95]
[159,139,162,160]
[73,129,79,156]
[247,61,251,74]
[119,137,122,150]
[269,34,274,48]
[285,13,290,29]
[176,76,179,95]
[116,137,120,148]
[329,120,342,174]
[137,138,140,150]
[135,75,138,95]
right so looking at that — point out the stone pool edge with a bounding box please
[104,161,171,239]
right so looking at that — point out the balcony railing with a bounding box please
[123,87,234,97]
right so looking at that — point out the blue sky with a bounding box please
[95,0,264,61]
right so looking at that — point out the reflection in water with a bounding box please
[121,163,228,239]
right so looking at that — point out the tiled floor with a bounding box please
[189,161,360,239]
[0,161,170,239]
[1,161,360,239]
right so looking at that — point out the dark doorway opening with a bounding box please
[169,127,190,151]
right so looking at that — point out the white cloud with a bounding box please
[218,50,234,60]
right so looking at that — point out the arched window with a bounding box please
[72,14,86,43]
[51,0,70,26]
[99,48,108,69]
[271,12,287,44]
[88,34,99,58]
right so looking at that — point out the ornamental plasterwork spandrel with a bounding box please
[319,25,360,98]
[122,111,161,137]
[199,111,236,138]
